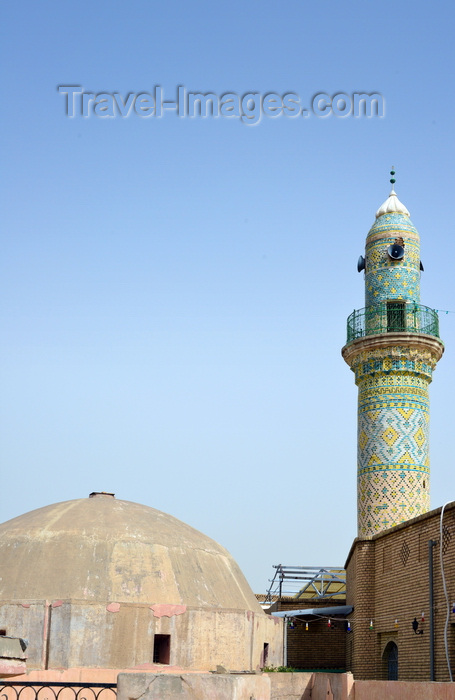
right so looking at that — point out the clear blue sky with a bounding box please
[1,0,455,593]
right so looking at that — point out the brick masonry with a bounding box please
[345,501,455,681]
[270,598,346,670]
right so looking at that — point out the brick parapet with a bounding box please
[346,501,455,681]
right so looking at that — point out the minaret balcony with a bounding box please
[346,302,440,344]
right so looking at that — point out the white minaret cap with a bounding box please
[375,187,410,218]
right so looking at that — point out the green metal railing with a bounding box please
[346,302,440,344]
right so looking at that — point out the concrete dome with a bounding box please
[0,493,261,612]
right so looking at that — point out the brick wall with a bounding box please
[345,501,455,681]
[345,540,376,679]
[271,598,346,670]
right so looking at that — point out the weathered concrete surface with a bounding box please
[117,672,357,700]
[0,602,46,668]
[6,667,207,682]
[0,599,282,671]
[0,636,27,677]
[0,495,261,610]
[0,664,26,677]
[0,495,283,671]
[118,673,455,700]
[267,672,312,699]
[0,636,27,660]
[268,672,354,700]
[47,602,282,670]
[354,680,455,700]
[7,671,455,700]
[117,672,271,700]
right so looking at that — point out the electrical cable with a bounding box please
[440,502,453,682]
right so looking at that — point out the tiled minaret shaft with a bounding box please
[342,173,444,538]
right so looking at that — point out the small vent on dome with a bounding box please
[89,492,115,499]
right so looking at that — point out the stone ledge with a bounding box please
[117,672,271,700]
[342,332,444,366]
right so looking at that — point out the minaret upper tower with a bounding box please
[342,171,444,538]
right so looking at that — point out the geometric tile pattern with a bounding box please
[357,469,430,536]
[356,357,431,537]
[347,207,442,538]
[364,212,420,308]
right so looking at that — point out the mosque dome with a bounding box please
[0,492,261,612]
[0,493,283,671]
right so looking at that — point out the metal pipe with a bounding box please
[429,539,436,681]
[283,617,288,667]
[41,600,51,670]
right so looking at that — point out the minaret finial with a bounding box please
[390,167,396,192]
[375,167,409,217]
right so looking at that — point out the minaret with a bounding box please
[342,170,444,538]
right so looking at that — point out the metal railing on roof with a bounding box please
[263,565,346,605]
[346,302,440,344]
[0,683,117,700]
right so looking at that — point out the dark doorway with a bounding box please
[384,641,398,680]
[153,634,170,664]
[263,642,269,666]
